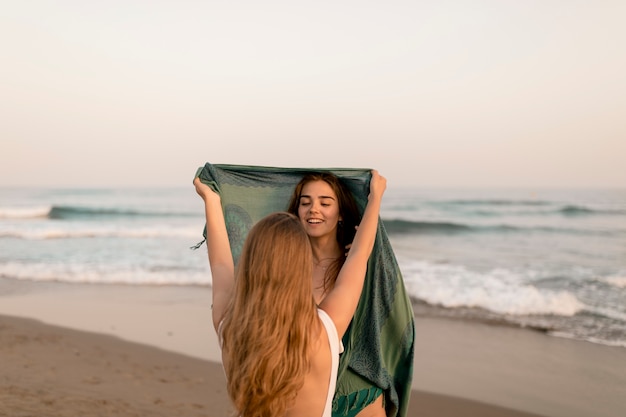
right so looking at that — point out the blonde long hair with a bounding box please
[220,212,318,417]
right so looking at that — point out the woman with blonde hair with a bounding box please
[193,170,386,417]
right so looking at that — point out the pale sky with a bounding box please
[1,0,624,188]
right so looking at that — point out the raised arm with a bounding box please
[193,177,235,332]
[318,170,386,338]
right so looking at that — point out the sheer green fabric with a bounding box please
[194,163,414,417]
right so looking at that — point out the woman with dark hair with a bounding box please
[287,172,361,304]
[287,172,386,417]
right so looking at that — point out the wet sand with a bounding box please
[1,278,624,417]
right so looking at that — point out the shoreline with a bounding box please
[1,278,625,417]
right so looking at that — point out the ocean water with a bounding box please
[1,186,625,348]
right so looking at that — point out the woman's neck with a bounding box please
[309,236,343,304]
[309,238,342,265]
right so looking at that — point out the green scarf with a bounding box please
[194,163,414,417]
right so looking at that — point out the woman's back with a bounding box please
[285,309,338,417]
[220,309,337,417]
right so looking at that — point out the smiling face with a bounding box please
[287,172,361,251]
[297,180,343,239]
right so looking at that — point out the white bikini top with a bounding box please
[317,308,340,417]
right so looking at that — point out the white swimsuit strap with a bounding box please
[317,308,339,417]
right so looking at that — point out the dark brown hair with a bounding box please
[287,172,361,291]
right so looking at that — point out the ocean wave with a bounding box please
[558,205,626,216]
[0,262,211,286]
[382,219,475,234]
[417,199,626,217]
[597,275,626,289]
[549,332,626,348]
[381,218,619,236]
[402,260,586,317]
[0,205,199,220]
[49,205,199,219]
[435,199,551,206]
[0,225,200,240]
[582,305,626,322]
[0,206,52,219]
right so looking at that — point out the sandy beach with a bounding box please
[1,278,624,417]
